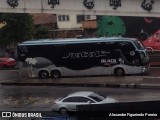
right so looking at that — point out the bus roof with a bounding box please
[18,37,137,46]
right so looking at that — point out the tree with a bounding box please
[34,24,49,39]
[0,13,34,48]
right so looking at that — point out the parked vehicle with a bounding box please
[52,91,117,114]
[0,57,16,68]
[142,30,160,50]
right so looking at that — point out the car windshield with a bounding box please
[88,93,106,102]
[58,96,67,101]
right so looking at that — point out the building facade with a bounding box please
[56,14,96,38]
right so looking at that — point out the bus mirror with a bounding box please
[146,47,154,54]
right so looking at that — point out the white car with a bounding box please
[52,91,118,114]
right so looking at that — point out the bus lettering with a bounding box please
[62,51,109,59]
[101,59,117,64]
[81,52,88,57]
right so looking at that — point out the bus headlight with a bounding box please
[142,64,150,72]
[142,68,146,72]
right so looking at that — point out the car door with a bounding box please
[62,97,80,111]
[73,97,96,111]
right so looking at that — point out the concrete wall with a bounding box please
[0,0,160,17]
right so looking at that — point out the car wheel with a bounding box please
[60,108,68,115]
[39,70,49,79]
[51,70,61,79]
[114,68,125,76]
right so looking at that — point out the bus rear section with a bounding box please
[17,37,150,79]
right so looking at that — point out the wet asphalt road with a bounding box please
[0,67,160,82]
[0,85,160,120]
[0,68,160,120]
[0,69,21,82]
[1,85,160,109]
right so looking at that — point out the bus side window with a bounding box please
[118,42,138,64]
[118,42,135,51]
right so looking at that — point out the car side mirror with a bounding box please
[87,101,91,104]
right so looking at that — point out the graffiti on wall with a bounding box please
[141,0,154,12]
[97,16,160,50]
[7,0,18,8]
[5,0,156,12]
[83,0,94,10]
[97,16,126,37]
[48,0,60,8]
[110,0,121,10]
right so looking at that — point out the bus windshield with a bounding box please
[133,40,145,50]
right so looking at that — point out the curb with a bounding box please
[1,82,160,89]
[1,82,119,87]
[138,83,160,89]
[0,67,19,70]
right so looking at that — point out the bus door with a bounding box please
[101,42,113,75]
[118,41,140,74]
[102,62,112,75]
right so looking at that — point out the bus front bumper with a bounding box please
[142,64,150,73]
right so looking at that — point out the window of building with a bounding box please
[77,15,85,23]
[58,15,69,21]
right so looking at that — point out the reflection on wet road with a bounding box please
[1,96,53,108]
[0,86,160,109]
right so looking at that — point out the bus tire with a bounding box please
[39,70,49,79]
[114,68,125,76]
[51,70,61,79]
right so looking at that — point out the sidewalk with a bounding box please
[1,74,160,89]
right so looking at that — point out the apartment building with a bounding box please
[31,13,96,38]
[56,14,96,38]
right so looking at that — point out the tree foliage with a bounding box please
[0,13,34,47]
[34,24,49,39]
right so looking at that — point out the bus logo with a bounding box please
[62,51,110,59]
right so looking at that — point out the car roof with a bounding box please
[67,91,94,97]
[0,57,15,61]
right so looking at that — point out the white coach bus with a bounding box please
[17,37,150,78]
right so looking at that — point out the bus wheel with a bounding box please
[39,70,49,79]
[51,70,61,79]
[114,68,125,76]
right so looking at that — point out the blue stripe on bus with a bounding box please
[18,38,137,46]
